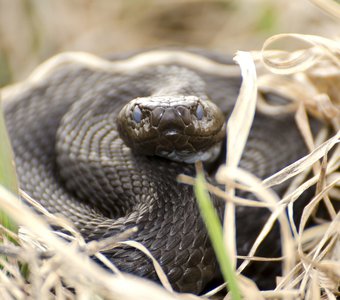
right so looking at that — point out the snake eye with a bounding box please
[133,106,142,123]
[196,104,204,120]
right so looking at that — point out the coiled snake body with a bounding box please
[3,50,310,294]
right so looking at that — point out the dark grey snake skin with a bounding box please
[3,50,311,294]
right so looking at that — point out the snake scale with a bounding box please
[3,50,311,294]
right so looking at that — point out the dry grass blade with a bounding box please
[310,0,340,19]
[228,51,257,169]
[119,240,174,292]
[221,51,257,270]
[261,34,340,75]
[1,50,241,102]
[227,275,264,300]
[263,131,340,188]
[178,174,275,208]
[20,189,83,242]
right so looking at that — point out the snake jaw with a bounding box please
[157,141,223,163]
[117,95,226,163]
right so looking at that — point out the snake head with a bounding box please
[117,95,226,163]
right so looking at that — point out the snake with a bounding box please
[3,49,311,294]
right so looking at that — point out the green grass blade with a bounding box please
[194,170,241,300]
[0,98,18,232]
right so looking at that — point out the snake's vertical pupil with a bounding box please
[196,104,204,120]
[133,106,142,123]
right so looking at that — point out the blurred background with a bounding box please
[0,0,338,87]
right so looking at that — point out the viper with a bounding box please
[3,50,311,294]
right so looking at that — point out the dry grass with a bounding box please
[0,1,339,299]
[216,33,340,299]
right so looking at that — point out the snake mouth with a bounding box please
[163,129,181,137]
[156,142,223,163]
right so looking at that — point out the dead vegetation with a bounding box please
[0,1,339,299]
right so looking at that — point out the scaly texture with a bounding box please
[4,50,310,294]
